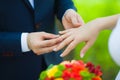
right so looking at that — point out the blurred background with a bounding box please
[60,0,120,80]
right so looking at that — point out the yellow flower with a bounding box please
[54,78,64,80]
[47,66,58,78]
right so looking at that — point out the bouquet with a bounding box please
[39,60,102,80]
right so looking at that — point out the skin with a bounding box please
[27,9,84,55]
[27,32,62,55]
[53,14,120,57]
[62,9,84,29]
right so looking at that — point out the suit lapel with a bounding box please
[22,0,34,11]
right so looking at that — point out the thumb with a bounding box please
[71,16,81,27]
[77,14,85,26]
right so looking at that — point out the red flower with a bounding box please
[92,76,102,80]
[86,62,102,76]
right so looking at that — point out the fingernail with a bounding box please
[53,48,57,51]
[59,31,62,34]
[60,54,64,57]
[80,53,84,58]
[59,37,63,41]
[55,35,60,37]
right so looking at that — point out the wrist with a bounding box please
[94,18,104,32]
[85,18,102,33]
[27,33,31,50]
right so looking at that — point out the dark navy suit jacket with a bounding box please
[0,0,76,80]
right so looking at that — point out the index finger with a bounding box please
[60,40,78,57]
[41,38,62,47]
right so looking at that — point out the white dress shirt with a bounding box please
[29,0,34,8]
[21,0,34,52]
[108,17,120,80]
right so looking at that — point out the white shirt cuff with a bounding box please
[21,33,31,52]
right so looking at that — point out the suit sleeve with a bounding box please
[55,0,77,21]
[0,32,22,56]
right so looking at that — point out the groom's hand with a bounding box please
[62,9,84,29]
[27,32,62,55]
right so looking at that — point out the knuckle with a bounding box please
[33,44,38,47]
[53,40,57,44]
[46,50,51,53]
[41,32,45,34]
[62,42,66,46]
[68,46,73,50]
[47,42,53,46]
[59,44,64,48]
[47,48,53,52]
[66,44,74,51]
[33,50,40,55]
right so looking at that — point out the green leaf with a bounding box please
[80,71,91,77]
[39,71,47,80]
[54,71,62,78]
[47,64,54,70]
[57,65,65,71]
[83,78,91,80]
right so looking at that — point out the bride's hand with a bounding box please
[53,25,99,57]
